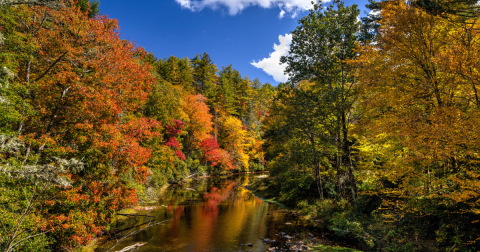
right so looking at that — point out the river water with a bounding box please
[96,174,325,252]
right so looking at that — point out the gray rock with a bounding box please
[248,243,253,247]
[263,239,270,243]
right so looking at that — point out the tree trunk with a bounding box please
[342,112,357,201]
[315,162,324,201]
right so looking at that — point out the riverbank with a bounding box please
[194,170,269,179]
[245,176,365,252]
[248,175,443,252]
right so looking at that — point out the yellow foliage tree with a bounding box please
[218,115,251,170]
[351,0,480,218]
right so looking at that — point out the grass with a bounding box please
[311,244,362,252]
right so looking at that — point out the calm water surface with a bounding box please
[97,175,317,252]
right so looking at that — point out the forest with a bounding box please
[1,0,480,251]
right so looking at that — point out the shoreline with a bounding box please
[192,170,269,179]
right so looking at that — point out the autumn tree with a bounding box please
[218,115,250,170]
[182,94,213,156]
[0,2,159,249]
[352,0,480,247]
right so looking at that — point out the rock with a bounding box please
[280,232,286,236]
[308,233,313,237]
[285,222,292,225]
[263,239,270,243]
[283,235,293,239]
[267,213,270,215]
[248,243,253,247]
[270,240,277,243]
[240,244,244,246]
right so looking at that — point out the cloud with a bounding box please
[175,0,320,17]
[369,9,381,16]
[251,33,292,83]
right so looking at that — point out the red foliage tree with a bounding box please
[165,119,185,160]
[200,136,221,166]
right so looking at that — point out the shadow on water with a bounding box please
[96,175,341,252]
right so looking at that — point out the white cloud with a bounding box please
[278,9,285,18]
[174,0,321,18]
[251,33,292,83]
[369,9,381,16]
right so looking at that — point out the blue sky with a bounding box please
[99,0,371,85]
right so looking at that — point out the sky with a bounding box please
[99,0,371,85]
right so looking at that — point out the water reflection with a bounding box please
[97,175,308,252]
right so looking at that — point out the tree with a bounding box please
[215,65,240,115]
[182,94,213,156]
[351,0,480,247]
[191,52,218,98]
[200,136,221,166]
[157,56,195,93]
[218,115,249,170]
[281,0,361,200]
[76,0,99,18]
[0,3,158,249]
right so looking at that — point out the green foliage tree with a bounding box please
[191,52,218,99]
[280,0,361,200]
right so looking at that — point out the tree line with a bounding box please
[0,1,274,251]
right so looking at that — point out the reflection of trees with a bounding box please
[202,181,236,216]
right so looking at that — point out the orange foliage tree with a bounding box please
[181,94,213,155]
[0,2,159,249]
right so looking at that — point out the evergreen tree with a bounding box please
[191,52,218,99]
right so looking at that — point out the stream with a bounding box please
[96,174,338,252]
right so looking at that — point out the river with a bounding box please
[96,174,344,252]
